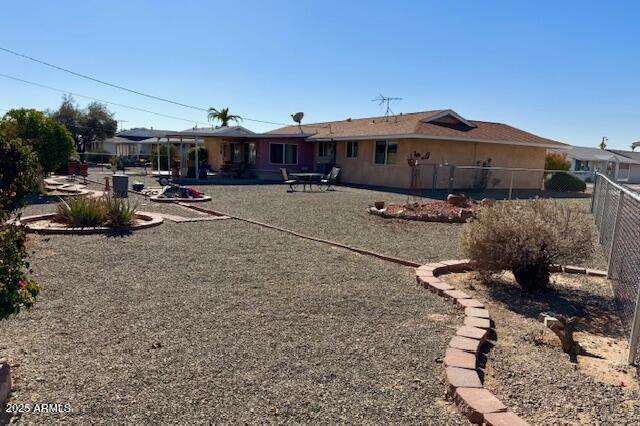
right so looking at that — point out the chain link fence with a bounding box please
[412,164,594,199]
[592,172,640,364]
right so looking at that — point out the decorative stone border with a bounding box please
[18,212,164,235]
[150,195,212,203]
[416,260,606,425]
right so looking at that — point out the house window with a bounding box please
[346,141,358,158]
[270,143,298,165]
[374,140,397,165]
[246,143,256,165]
[318,141,332,157]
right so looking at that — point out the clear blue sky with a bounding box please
[1,1,639,149]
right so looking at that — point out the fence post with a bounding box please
[447,165,455,194]
[508,170,514,200]
[590,173,597,213]
[598,181,610,241]
[628,290,640,364]
[607,190,624,278]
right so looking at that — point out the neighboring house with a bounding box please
[607,149,640,183]
[95,128,176,158]
[266,109,567,189]
[559,146,640,183]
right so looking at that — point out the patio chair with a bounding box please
[321,167,341,191]
[280,168,298,192]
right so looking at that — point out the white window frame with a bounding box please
[346,141,358,159]
[373,140,398,165]
[269,143,298,165]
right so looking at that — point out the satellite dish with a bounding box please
[291,112,304,124]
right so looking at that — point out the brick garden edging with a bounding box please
[416,260,607,425]
[18,212,164,235]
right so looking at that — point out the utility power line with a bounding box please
[0,73,209,126]
[0,46,288,126]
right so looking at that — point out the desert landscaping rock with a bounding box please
[427,281,454,295]
[449,336,482,354]
[464,307,491,319]
[454,387,507,424]
[464,317,491,329]
[457,298,485,309]
[443,348,476,370]
[444,367,483,394]
[456,326,488,343]
[442,289,471,301]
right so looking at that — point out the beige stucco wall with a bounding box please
[334,138,546,189]
[203,137,228,170]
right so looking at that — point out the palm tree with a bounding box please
[207,107,242,127]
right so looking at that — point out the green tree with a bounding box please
[50,95,117,160]
[207,107,242,127]
[1,109,74,174]
[599,137,607,150]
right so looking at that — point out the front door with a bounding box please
[316,141,335,173]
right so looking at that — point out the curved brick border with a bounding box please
[416,260,606,425]
[18,212,164,235]
[150,195,212,203]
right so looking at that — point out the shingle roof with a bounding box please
[267,109,567,148]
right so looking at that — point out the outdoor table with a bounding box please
[290,172,324,191]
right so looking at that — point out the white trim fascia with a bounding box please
[310,133,567,149]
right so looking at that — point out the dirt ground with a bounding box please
[444,271,640,425]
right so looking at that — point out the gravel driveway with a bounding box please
[2,199,465,424]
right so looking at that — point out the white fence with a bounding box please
[591,172,640,364]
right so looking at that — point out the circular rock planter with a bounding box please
[18,212,163,234]
[368,201,478,223]
[149,194,212,203]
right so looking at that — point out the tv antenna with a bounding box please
[291,112,304,133]
[371,94,403,117]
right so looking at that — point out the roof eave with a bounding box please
[309,133,567,149]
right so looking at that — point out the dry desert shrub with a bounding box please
[462,199,593,290]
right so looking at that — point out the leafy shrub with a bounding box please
[102,195,136,226]
[187,146,208,165]
[56,195,136,227]
[0,136,39,220]
[462,200,593,290]
[151,145,178,170]
[545,152,571,171]
[544,172,586,192]
[56,197,106,227]
[0,223,41,319]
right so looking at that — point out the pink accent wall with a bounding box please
[254,138,314,172]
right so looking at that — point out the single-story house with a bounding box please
[258,109,567,189]
[558,146,640,183]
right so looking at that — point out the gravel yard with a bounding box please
[2,199,466,424]
[103,170,606,268]
[3,171,611,423]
